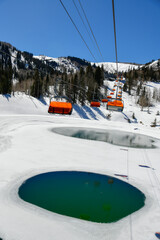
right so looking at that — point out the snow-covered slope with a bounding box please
[146,59,160,70]
[34,55,141,74]
[34,55,80,73]
[0,80,160,124]
[92,61,141,73]
[0,84,160,240]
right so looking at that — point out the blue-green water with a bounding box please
[18,171,145,223]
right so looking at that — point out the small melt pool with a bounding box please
[52,127,158,148]
[19,171,145,223]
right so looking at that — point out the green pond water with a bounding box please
[18,171,145,223]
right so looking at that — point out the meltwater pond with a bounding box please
[19,171,145,223]
[52,127,158,148]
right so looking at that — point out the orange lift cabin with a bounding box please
[107,95,112,99]
[107,99,124,112]
[90,101,101,107]
[101,99,108,103]
[48,97,73,115]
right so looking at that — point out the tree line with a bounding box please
[30,64,104,104]
[0,52,104,105]
[123,61,160,110]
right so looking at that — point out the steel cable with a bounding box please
[78,0,104,62]
[59,0,97,61]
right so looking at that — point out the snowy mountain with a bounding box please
[34,55,141,74]
[0,41,142,75]
[33,55,90,73]
[92,61,141,73]
[145,59,160,70]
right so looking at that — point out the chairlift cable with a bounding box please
[72,0,96,51]
[78,0,104,62]
[59,0,97,62]
[112,0,118,77]
[106,1,124,112]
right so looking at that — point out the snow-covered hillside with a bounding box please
[34,54,141,74]
[34,55,80,73]
[0,80,160,240]
[92,62,141,73]
[146,59,160,70]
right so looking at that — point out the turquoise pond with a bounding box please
[52,127,158,148]
[18,171,145,223]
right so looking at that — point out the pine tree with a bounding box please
[31,70,42,98]
[0,65,12,94]
[79,69,86,105]
[44,74,50,95]
[94,66,103,86]
[128,76,133,95]
[123,82,127,92]
[72,74,78,103]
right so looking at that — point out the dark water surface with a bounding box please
[19,171,145,223]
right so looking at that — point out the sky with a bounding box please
[0,0,160,64]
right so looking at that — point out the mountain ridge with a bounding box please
[0,40,145,74]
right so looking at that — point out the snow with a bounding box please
[91,62,141,73]
[148,60,159,70]
[34,55,79,73]
[9,49,18,71]
[34,55,141,74]
[0,87,160,240]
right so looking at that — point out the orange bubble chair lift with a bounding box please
[90,101,100,107]
[112,89,116,91]
[48,97,72,115]
[110,92,114,95]
[107,95,112,99]
[107,99,124,112]
[102,99,108,103]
